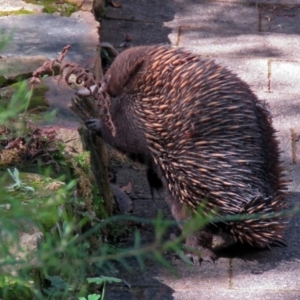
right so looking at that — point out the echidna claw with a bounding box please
[85,118,102,132]
[185,253,200,266]
[77,84,99,96]
[185,251,218,266]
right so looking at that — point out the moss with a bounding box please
[24,0,78,17]
[70,152,110,219]
[0,276,35,300]
[0,75,7,87]
[1,81,49,111]
[93,195,108,219]
[0,171,66,231]
[12,81,49,108]
[0,10,33,17]
[27,83,49,110]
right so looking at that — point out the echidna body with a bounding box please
[87,45,287,262]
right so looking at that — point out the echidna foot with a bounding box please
[185,245,218,265]
[184,232,218,265]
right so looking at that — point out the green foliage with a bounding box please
[42,275,71,298]
[98,6,109,19]
[74,151,91,174]
[0,276,35,300]
[24,0,78,16]
[79,294,101,300]
[0,10,33,17]
[0,81,29,123]
[78,277,122,300]
[7,168,35,192]
[0,31,12,52]
[87,276,122,285]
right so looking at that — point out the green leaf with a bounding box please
[0,30,13,52]
[133,229,141,248]
[88,294,101,300]
[13,168,20,181]
[87,276,122,285]
[7,168,20,185]
[23,186,35,192]
[45,275,68,289]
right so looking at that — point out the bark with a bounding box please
[71,96,114,217]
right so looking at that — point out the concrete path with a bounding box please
[100,1,300,299]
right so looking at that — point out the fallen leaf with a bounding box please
[264,15,272,22]
[111,184,133,213]
[121,182,132,194]
[122,279,131,288]
[118,42,129,48]
[124,33,133,42]
[109,0,122,8]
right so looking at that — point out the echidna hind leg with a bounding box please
[165,192,217,264]
[185,231,218,264]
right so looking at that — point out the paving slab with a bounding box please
[264,34,300,58]
[210,57,269,92]
[219,0,300,4]
[0,0,43,13]
[0,10,100,131]
[259,0,300,4]
[165,3,300,59]
[263,92,300,192]
[169,2,259,33]
[41,77,79,127]
[173,31,300,59]
[260,4,300,34]
[232,262,300,291]
[106,285,174,300]
[174,31,271,57]
[0,12,99,67]
[158,258,229,289]
[173,290,300,300]
[104,0,175,23]
[270,60,300,93]
[100,19,173,48]
[0,55,48,85]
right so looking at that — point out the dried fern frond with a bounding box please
[31,45,116,136]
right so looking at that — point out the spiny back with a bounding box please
[104,45,287,245]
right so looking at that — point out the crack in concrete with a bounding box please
[229,258,233,289]
[104,16,157,23]
[290,128,298,165]
[267,59,272,92]
[176,26,183,47]
[258,6,262,32]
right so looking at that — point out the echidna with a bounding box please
[85,45,287,263]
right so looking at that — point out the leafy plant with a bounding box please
[42,275,71,298]
[6,168,35,192]
[0,30,12,52]
[79,294,100,300]
[78,276,122,300]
